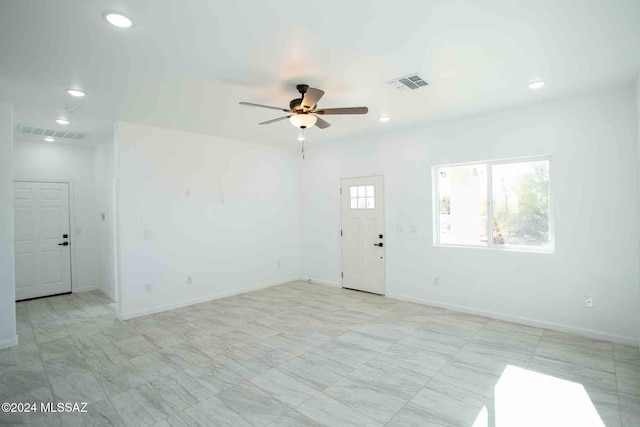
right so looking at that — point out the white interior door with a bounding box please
[14,181,72,300]
[341,176,385,294]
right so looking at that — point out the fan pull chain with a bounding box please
[302,139,305,160]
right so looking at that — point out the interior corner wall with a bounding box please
[299,84,640,345]
[0,102,17,349]
[115,122,300,319]
[12,140,101,292]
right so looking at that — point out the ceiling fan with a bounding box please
[239,84,368,131]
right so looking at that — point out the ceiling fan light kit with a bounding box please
[289,114,317,128]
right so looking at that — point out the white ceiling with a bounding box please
[1,0,639,147]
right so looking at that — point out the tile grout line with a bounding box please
[378,310,486,425]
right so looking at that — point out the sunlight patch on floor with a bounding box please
[493,365,604,427]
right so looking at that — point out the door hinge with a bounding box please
[340,187,342,194]
[340,229,343,236]
[341,272,344,278]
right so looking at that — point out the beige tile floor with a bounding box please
[0,281,638,426]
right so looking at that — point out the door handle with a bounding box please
[373,243,383,247]
[58,242,69,246]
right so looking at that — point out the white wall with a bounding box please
[94,133,117,300]
[12,140,101,292]
[300,85,640,345]
[115,122,300,319]
[0,102,17,349]
[637,74,640,347]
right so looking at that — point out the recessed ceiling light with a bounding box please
[55,118,70,125]
[104,12,133,28]
[44,137,55,142]
[66,89,86,97]
[528,81,546,90]
[379,115,390,123]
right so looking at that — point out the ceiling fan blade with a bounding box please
[315,107,368,115]
[240,102,290,112]
[315,117,332,129]
[259,116,292,125]
[302,88,325,110]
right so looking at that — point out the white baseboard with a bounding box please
[97,286,116,302]
[117,277,301,321]
[73,286,100,293]
[0,335,18,350]
[301,277,341,288]
[387,292,638,347]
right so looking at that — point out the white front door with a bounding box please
[14,181,72,300]
[341,176,385,294]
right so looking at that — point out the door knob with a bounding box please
[373,243,383,247]
[58,242,69,246]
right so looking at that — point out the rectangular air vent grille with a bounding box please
[16,124,90,140]
[386,73,429,91]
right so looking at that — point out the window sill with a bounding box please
[434,243,555,254]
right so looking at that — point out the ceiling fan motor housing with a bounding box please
[289,98,303,111]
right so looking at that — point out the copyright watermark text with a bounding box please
[2,402,88,413]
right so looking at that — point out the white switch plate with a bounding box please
[584,296,594,308]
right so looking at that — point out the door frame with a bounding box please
[13,179,76,294]
[339,174,386,295]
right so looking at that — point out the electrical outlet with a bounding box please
[187,276,192,285]
[145,284,151,292]
[433,276,440,286]
[409,225,418,234]
[396,225,404,233]
[584,296,594,309]
[185,189,191,197]
[277,261,281,269]
[143,230,153,240]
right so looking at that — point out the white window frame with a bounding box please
[433,155,554,253]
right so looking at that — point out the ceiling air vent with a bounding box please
[386,73,429,91]
[16,124,90,140]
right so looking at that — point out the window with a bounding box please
[435,157,552,251]
[350,185,375,209]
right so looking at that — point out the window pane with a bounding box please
[350,198,357,209]
[358,186,366,197]
[366,197,375,209]
[350,186,357,197]
[366,185,375,197]
[357,198,366,209]
[438,164,487,245]
[492,160,550,247]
